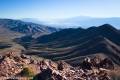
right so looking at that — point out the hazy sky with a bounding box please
[0,0,120,20]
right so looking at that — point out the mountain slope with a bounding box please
[19,24,120,66]
[35,24,120,47]
[25,36,120,66]
[0,19,59,35]
[0,19,59,56]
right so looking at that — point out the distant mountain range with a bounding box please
[56,16,120,28]
[0,19,59,34]
[18,24,120,66]
[22,16,120,28]
[21,18,46,24]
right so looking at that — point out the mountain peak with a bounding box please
[98,24,117,30]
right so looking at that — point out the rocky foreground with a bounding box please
[0,52,115,80]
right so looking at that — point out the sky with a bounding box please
[0,0,120,21]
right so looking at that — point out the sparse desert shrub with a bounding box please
[20,67,35,77]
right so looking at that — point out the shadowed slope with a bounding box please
[18,24,120,66]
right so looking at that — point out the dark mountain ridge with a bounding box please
[35,24,120,47]
[16,24,120,66]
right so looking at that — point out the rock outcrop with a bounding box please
[0,53,114,80]
[33,57,113,80]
